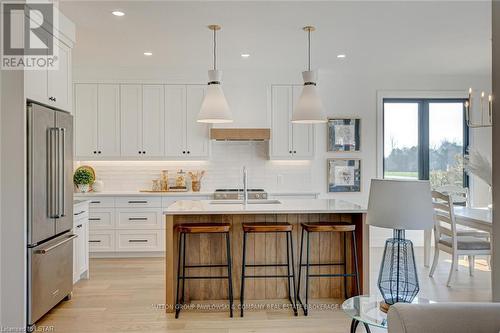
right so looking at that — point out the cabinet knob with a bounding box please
[187,151,190,154]
[289,150,292,154]
[182,151,186,154]
[143,151,146,154]
[138,151,142,154]
[93,151,97,154]
[98,151,102,154]
[293,151,297,154]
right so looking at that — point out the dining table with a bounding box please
[424,206,493,267]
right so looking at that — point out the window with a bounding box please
[383,99,468,188]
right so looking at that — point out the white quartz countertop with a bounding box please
[73,191,213,197]
[164,199,366,215]
[73,191,319,198]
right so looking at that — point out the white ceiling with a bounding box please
[59,1,492,77]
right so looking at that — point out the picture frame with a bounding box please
[327,159,361,192]
[327,118,361,152]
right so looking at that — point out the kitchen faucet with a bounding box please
[242,166,248,205]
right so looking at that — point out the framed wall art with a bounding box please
[327,159,361,192]
[327,118,360,152]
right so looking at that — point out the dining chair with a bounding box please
[434,185,469,207]
[429,191,491,286]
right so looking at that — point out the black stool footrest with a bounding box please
[307,273,357,278]
[184,264,228,268]
[300,262,346,267]
[244,274,294,279]
[179,276,229,280]
[245,264,289,267]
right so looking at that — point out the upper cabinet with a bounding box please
[74,84,120,158]
[165,85,209,159]
[121,85,165,157]
[270,85,315,160]
[73,83,209,160]
[25,25,74,112]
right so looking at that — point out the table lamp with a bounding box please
[367,179,434,312]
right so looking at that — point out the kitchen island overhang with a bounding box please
[164,199,368,314]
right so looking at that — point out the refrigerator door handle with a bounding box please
[47,128,59,218]
[35,234,77,255]
[59,128,66,217]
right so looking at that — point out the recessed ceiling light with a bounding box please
[143,52,153,56]
[337,54,346,59]
[241,53,250,58]
[112,11,125,17]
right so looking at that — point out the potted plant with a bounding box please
[73,168,95,193]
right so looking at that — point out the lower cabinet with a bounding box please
[73,202,90,283]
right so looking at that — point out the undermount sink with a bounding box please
[209,199,282,205]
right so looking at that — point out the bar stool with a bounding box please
[240,222,298,317]
[297,223,360,316]
[175,223,234,318]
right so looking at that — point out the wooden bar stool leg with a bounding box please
[240,231,247,317]
[343,232,348,299]
[296,227,306,315]
[225,232,234,317]
[287,231,298,316]
[181,233,187,304]
[304,230,311,316]
[175,232,185,319]
[352,231,360,295]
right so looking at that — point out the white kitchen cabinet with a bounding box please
[47,40,72,111]
[74,84,98,157]
[165,85,209,159]
[121,85,165,157]
[186,86,210,158]
[165,85,187,158]
[73,202,89,284]
[120,84,143,157]
[270,85,315,159]
[25,34,73,112]
[97,84,121,156]
[74,84,120,158]
[142,85,165,156]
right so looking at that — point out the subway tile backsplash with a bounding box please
[75,142,313,193]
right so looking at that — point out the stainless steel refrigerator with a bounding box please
[27,102,75,326]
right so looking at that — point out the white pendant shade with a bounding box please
[291,71,327,123]
[197,70,232,123]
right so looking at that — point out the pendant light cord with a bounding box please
[213,28,217,71]
[307,28,311,71]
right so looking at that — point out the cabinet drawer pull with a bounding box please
[128,200,148,204]
[128,239,148,243]
[89,240,101,243]
[74,210,86,216]
[76,224,83,228]
[89,218,101,221]
[128,217,148,221]
[90,201,101,204]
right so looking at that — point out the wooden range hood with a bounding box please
[210,128,271,141]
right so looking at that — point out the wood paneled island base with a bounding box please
[164,200,368,314]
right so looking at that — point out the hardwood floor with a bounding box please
[37,247,491,333]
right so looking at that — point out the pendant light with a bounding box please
[291,26,327,124]
[197,24,233,123]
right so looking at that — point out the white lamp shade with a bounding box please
[366,179,434,230]
[197,70,233,123]
[291,71,327,124]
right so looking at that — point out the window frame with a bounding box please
[382,98,469,187]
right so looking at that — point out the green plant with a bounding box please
[73,168,94,185]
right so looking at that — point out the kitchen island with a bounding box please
[164,199,368,313]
